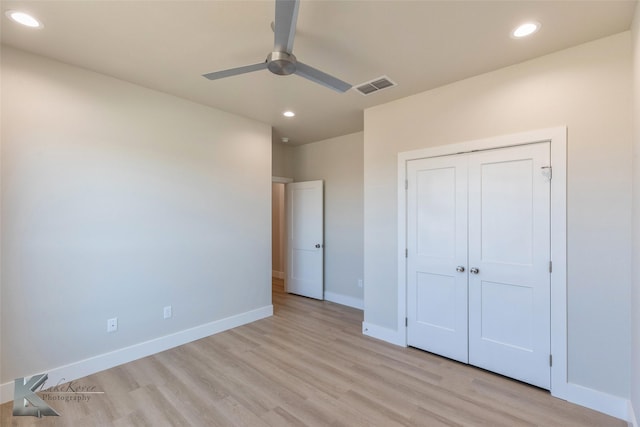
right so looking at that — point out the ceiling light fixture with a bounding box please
[5,10,43,28]
[512,21,540,38]
[283,111,295,118]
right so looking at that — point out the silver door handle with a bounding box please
[470,268,479,274]
[456,266,465,273]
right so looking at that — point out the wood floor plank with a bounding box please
[0,278,627,426]
[260,406,307,427]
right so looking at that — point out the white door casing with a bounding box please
[397,126,567,398]
[286,180,324,300]
[404,139,554,390]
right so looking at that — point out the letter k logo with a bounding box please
[13,374,59,417]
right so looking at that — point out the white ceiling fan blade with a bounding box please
[203,62,267,80]
[295,62,352,93]
[274,0,299,53]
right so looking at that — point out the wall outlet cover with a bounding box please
[107,317,118,332]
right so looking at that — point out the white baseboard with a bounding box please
[359,322,633,423]
[272,270,284,279]
[566,383,630,422]
[362,322,406,347]
[0,305,273,404]
[629,400,638,427]
[324,292,364,310]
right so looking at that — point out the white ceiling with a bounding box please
[1,1,636,146]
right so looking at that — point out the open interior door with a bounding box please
[286,180,324,299]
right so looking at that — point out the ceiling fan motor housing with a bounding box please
[267,51,297,76]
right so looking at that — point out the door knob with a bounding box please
[456,266,465,273]
[315,244,322,248]
[470,268,479,274]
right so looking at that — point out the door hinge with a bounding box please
[541,166,552,180]
[405,179,408,190]
[405,248,408,258]
[405,317,408,327]
[549,261,552,273]
[549,354,553,367]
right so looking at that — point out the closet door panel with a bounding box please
[407,156,468,363]
[467,142,551,389]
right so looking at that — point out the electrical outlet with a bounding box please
[107,317,118,332]
[163,306,172,319]
[358,279,363,288]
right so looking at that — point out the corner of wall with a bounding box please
[631,1,640,425]
[630,399,638,427]
[362,322,405,347]
[565,383,632,422]
[272,141,295,178]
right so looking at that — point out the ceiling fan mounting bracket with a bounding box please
[267,51,297,76]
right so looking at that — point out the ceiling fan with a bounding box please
[202,0,352,93]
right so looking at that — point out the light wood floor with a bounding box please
[1,278,626,426]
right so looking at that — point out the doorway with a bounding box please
[272,181,286,281]
[286,180,324,300]
[407,142,551,389]
[397,126,567,399]
[271,177,325,300]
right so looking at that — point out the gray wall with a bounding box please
[272,141,294,178]
[364,33,632,398]
[292,132,364,304]
[1,47,272,383]
[632,4,640,423]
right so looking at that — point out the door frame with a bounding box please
[397,126,567,399]
[272,176,293,292]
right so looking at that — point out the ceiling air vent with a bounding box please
[355,76,397,96]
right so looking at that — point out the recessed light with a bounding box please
[5,10,43,28]
[512,22,540,39]
[283,111,295,118]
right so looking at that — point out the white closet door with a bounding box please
[467,142,551,389]
[407,156,469,363]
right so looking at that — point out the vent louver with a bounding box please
[355,76,397,96]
